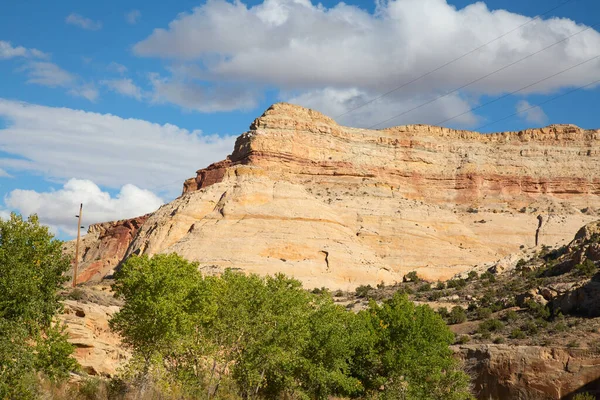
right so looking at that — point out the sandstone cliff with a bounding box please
[72,103,599,289]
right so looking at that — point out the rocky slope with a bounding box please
[72,103,599,289]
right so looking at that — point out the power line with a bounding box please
[432,53,600,126]
[475,77,600,131]
[335,0,579,120]
[368,21,597,129]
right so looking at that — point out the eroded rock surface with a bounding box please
[455,344,600,399]
[74,103,600,289]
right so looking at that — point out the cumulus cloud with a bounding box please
[101,78,143,100]
[126,10,141,25]
[4,179,163,236]
[66,13,102,31]
[516,100,548,125]
[0,40,47,59]
[0,99,236,194]
[133,0,600,127]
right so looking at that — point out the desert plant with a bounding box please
[448,306,467,325]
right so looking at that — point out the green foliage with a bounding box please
[355,284,373,298]
[503,310,518,322]
[436,281,446,290]
[567,340,580,349]
[493,337,505,344]
[480,271,496,283]
[448,306,467,325]
[455,335,470,345]
[476,307,492,320]
[417,283,431,292]
[510,328,526,339]
[0,214,76,399]
[447,279,467,289]
[112,256,474,400]
[573,393,596,400]
[437,307,449,319]
[467,271,478,281]
[524,300,551,320]
[354,294,473,400]
[404,271,420,283]
[477,319,503,334]
[575,259,597,278]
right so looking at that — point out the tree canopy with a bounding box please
[111,253,473,399]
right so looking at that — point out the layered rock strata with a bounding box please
[73,103,600,289]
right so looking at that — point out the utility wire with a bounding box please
[475,77,600,131]
[432,53,600,126]
[368,21,597,129]
[335,0,578,119]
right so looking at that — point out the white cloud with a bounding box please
[126,10,141,25]
[0,168,12,178]
[23,61,76,87]
[4,179,163,236]
[21,61,98,102]
[133,0,600,126]
[66,13,102,31]
[101,78,143,100]
[148,72,259,112]
[516,100,548,125]
[107,62,128,75]
[0,99,236,195]
[0,41,48,59]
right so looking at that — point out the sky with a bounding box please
[0,0,599,239]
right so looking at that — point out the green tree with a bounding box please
[353,294,473,399]
[0,213,76,399]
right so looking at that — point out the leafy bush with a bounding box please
[524,300,551,320]
[477,319,503,334]
[0,214,77,399]
[575,259,597,278]
[476,307,492,320]
[112,256,474,400]
[493,337,505,344]
[437,307,449,319]
[455,335,470,345]
[480,271,496,283]
[418,283,432,292]
[510,328,526,339]
[355,284,373,298]
[436,281,446,290]
[467,271,478,281]
[448,306,467,325]
[447,279,467,289]
[404,271,420,283]
[573,393,595,400]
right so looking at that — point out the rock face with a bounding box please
[63,215,149,284]
[61,299,129,376]
[78,103,600,289]
[455,344,600,399]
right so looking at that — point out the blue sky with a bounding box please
[0,0,599,238]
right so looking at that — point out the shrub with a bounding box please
[355,284,373,298]
[525,300,551,320]
[467,271,479,281]
[573,393,595,400]
[493,337,505,344]
[448,306,467,325]
[522,321,538,335]
[567,340,580,348]
[437,307,449,319]
[575,259,597,278]
[404,271,420,283]
[477,319,504,334]
[455,335,471,344]
[447,279,467,289]
[510,328,526,339]
[477,307,492,320]
[481,271,496,283]
[67,288,85,301]
[418,283,432,292]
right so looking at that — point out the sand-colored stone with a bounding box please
[455,344,600,399]
[75,103,599,289]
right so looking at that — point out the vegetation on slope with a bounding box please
[109,253,473,400]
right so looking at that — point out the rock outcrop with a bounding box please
[455,344,600,399]
[75,103,600,289]
[63,215,149,284]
